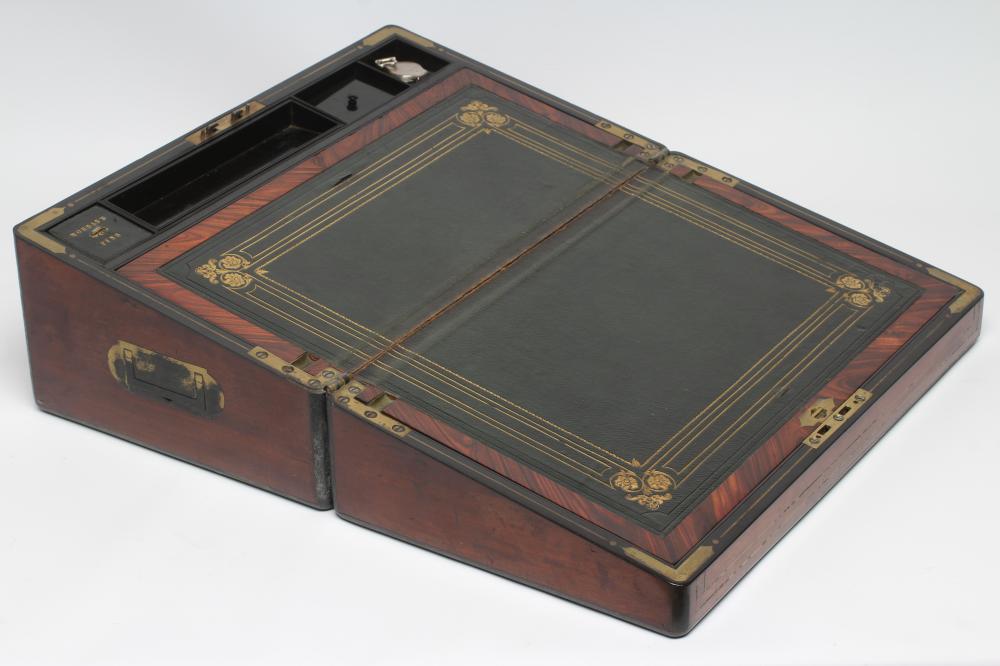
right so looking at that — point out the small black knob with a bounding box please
[347,95,358,111]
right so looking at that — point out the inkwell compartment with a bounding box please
[295,38,448,122]
[46,37,450,265]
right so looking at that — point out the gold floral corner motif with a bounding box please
[610,469,675,511]
[835,274,891,308]
[456,101,510,131]
[195,254,254,289]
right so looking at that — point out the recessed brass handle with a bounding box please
[107,341,223,416]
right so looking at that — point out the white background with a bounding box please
[1,1,998,664]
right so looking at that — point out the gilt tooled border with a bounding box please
[178,93,902,514]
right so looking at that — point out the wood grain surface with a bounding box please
[17,240,328,508]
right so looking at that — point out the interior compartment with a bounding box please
[297,63,408,122]
[110,101,337,228]
[363,39,448,79]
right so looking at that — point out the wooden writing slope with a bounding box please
[15,26,982,636]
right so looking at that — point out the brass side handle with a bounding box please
[107,341,224,416]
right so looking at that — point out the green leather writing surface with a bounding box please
[166,86,917,532]
[165,88,641,369]
[358,171,916,531]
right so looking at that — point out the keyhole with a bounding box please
[347,95,358,111]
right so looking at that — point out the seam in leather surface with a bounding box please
[346,159,648,378]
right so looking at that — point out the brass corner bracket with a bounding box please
[248,346,341,390]
[16,207,67,254]
[927,266,982,314]
[622,544,714,583]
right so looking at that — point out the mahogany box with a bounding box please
[14,26,983,636]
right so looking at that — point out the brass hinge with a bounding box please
[803,389,873,449]
[660,153,740,187]
[594,120,661,159]
[186,101,266,145]
[331,380,411,438]
[248,346,341,390]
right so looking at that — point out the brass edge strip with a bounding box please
[185,101,266,146]
[660,153,740,187]
[623,544,714,583]
[594,120,660,157]
[248,346,340,389]
[331,380,411,437]
[803,388,873,449]
[362,26,435,48]
[927,266,983,314]
[16,207,67,254]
